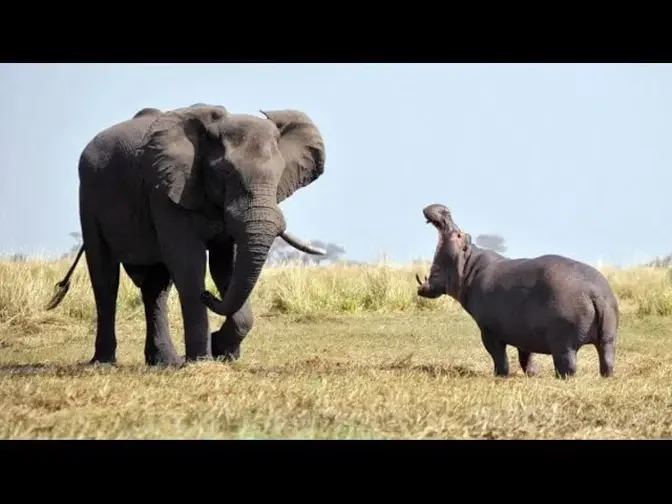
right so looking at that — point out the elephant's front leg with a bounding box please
[169,249,211,361]
[208,238,254,361]
[152,197,211,362]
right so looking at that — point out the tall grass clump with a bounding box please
[0,258,145,330]
[601,266,672,316]
[252,261,461,316]
[1,257,671,330]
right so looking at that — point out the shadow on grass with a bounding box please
[378,362,480,378]
[243,357,483,379]
[0,357,484,379]
[0,361,132,377]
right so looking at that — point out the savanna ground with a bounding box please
[1,257,672,439]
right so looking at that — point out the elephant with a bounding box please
[415,203,619,379]
[46,103,328,367]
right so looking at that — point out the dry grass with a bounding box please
[1,258,672,439]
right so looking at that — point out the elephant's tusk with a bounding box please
[280,230,327,255]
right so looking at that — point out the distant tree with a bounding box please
[61,231,83,259]
[284,249,301,263]
[266,238,300,265]
[647,253,672,268]
[306,240,327,264]
[475,233,507,254]
[265,237,347,266]
[303,240,346,265]
[10,253,27,262]
[325,242,346,262]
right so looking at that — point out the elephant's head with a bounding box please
[143,103,327,317]
[416,204,470,300]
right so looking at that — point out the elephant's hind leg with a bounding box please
[124,263,182,366]
[82,220,120,365]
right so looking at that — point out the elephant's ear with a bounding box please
[259,109,326,204]
[143,105,227,210]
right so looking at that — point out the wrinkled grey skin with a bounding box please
[47,103,327,367]
[416,204,619,379]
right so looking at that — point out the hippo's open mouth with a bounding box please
[422,203,453,232]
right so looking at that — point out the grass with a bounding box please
[1,257,672,439]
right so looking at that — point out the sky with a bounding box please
[1,63,671,266]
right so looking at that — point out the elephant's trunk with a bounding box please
[202,209,281,317]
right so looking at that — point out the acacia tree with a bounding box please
[61,232,83,259]
[475,233,507,254]
[303,240,346,265]
[265,237,346,265]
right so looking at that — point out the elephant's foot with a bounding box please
[213,344,241,362]
[144,334,184,366]
[211,331,242,363]
[88,354,117,366]
[145,351,185,368]
[183,330,212,362]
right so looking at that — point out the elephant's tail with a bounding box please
[45,245,85,310]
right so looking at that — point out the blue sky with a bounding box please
[1,63,671,266]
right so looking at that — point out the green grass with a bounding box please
[1,258,672,439]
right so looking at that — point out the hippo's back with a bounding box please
[529,254,614,299]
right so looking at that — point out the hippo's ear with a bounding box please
[449,231,470,253]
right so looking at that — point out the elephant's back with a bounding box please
[78,115,164,264]
[79,115,158,178]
